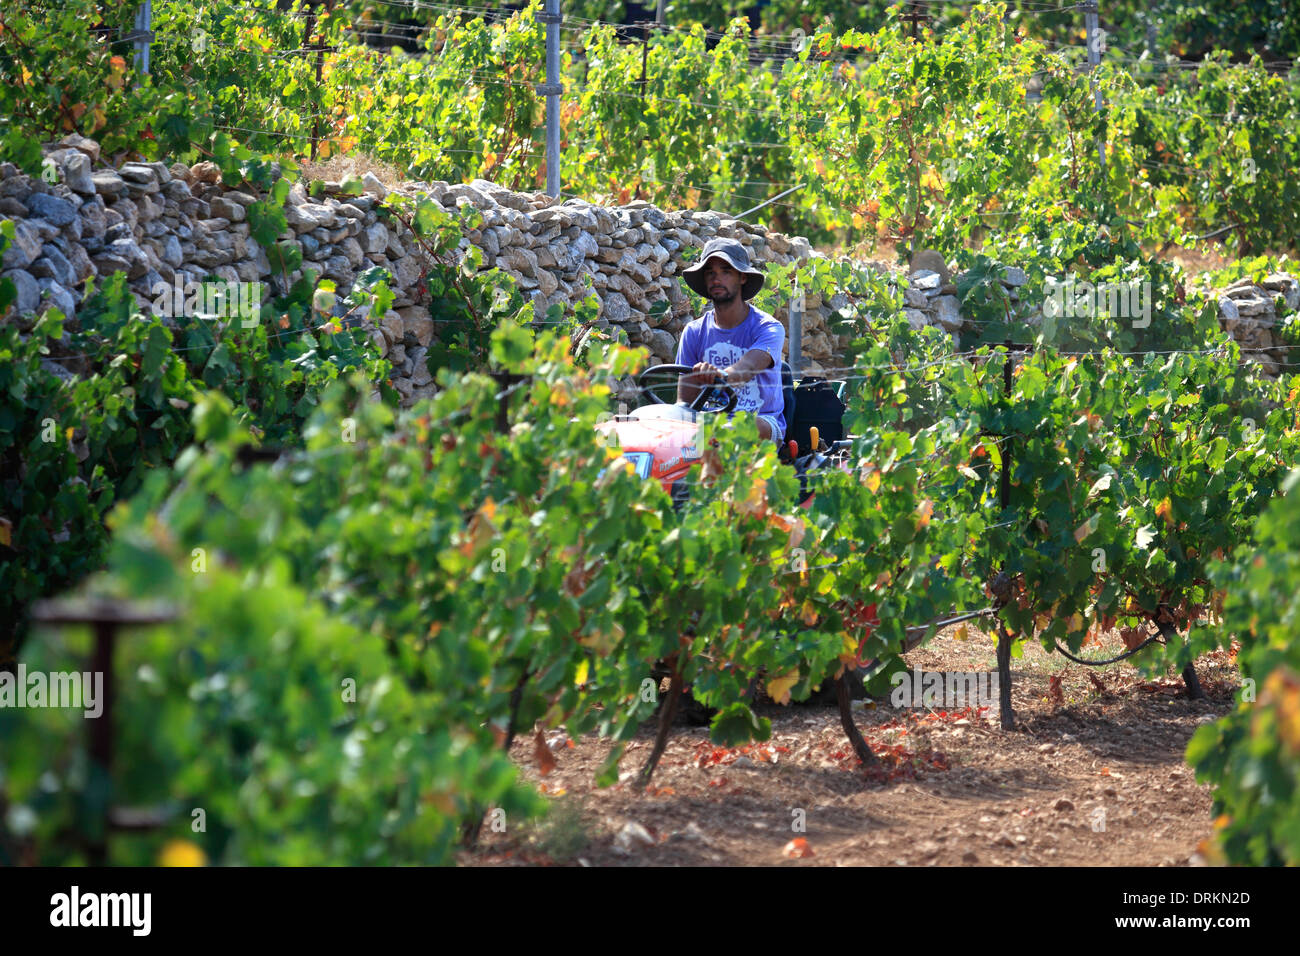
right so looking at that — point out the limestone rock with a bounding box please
[380,309,404,346]
[190,162,221,185]
[910,270,942,291]
[209,197,246,222]
[408,346,433,386]
[1234,294,1273,318]
[397,306,433,347]
[909,249,951,285]
[61,151,95,196]
[903,308,928,331]
[646,328,677,359]
[602,290,632,324]
[3,269,41,314]
[362,221,389,255]
[1,220,44,269]
[27,193,77,227]
[59,133,101,164]
[1001,266,1029,287]
[91,169,126,199]
[904,287,929,309]
[31,244,76,288]
[36,277,76,317]
[933,294,962,332]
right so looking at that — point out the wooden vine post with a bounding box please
[28,597,177,865]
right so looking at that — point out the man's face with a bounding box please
[703,257,742,304]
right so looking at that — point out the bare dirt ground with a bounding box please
[460,626,1240,867]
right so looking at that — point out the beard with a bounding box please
[709,287,738,304]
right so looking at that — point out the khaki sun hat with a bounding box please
[681,237,766,301]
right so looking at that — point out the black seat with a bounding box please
[780,361,796,442]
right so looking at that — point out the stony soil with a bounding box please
[460,626,1239,867]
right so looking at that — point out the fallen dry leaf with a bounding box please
[782,837,815,859]
[1048,674,1065,706]
[534,729,557,776]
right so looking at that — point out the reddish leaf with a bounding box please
[534,729,557,776]
[1120,626,1147,651]
[782,837,815,859]
[1048,674,1064,706]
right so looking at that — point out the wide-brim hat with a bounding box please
[682,237,765,301]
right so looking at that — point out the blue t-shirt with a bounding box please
[675,304,786,441]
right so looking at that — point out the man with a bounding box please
[675,237,786,443]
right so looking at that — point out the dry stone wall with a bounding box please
[1211,275,1299,377]
[2,134,1295,406]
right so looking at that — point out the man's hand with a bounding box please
[685,361,724,387]
[678,362,726,403]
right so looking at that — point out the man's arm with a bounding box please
[678,349,770,409]
[719,348,774,385]
[727,320,784,403]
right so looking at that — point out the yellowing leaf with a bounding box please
[736,479,769,518]
[954,623,968,641]
[1073,514,1098,543]
[0,517,10,548]
[459,511,497,558]
[157,840,206,867]
[1155,497,1174,528]
[786,515,806,550]
[423,789,458,815]
[799,600,819,626]
[1261,670,1300,757]
[915,498,934,529]
[573,659,589,686]
[860,465,881,492]
[578,621,623,655]
[766,670,800,706]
